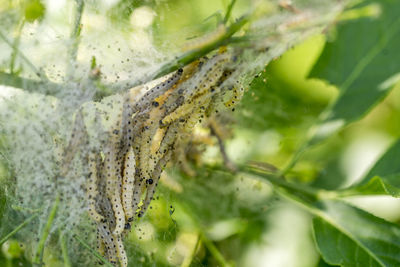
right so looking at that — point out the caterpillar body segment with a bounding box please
[121,147,136,221]
[130,171,146,220]
[115,235,128,267]
[224,85,245,108]
[103,127,125,236]
[97,222,118,265]
[138,151,172,218]
[134,68,184,113]
[96,229,106,259]
[189,54,230,97]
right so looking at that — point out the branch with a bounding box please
[0,71,61,95]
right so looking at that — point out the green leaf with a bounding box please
[24,0,46,22]
[313,200,400,267]
[344,139,400,197]
[310,0,400,129]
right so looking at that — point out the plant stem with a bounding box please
[200,232,232,267]
[223,0,237,24]
[10,19,25,74]
[0,213,39,245]
[59,231,71,267]
[33,195,59,265]
[67,0,85,78]
[0,71,60,94]
[72,234,114,267]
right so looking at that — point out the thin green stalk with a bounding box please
[0,213,39,245]
[200,232,232,267]
[72,234,114,267]
[0,30,47,80]
[33,196,60,265]
[67,0,85,78]
[59,231,71,267]
[151,15,249,80]
[223,0,237,24]
[10,19,25,73]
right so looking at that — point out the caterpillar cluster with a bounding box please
[62,51,243,267]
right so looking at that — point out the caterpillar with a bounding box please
[103,127,125,236]
[97,222,118,265]
[187,53,230,98]
[120,69,183,155]
[160,88,214,126]
[224,84,245,107]
[138,150,172,218]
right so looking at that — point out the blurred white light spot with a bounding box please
[134,221,155,241]
[45,0,66,13]
[378,72,400,91]
[341,133,393,187]
[242,205,318,267]
[345,196,400,221]
[130,6,156,29]
[314,119,345,140]
[255,130,281,155]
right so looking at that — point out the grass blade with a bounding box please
[72,234,114,267]
[33,196,59,265]
[0,213,39,245]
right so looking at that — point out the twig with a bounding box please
[33,195,59,266]
[0,213,39,245]
[209,122,238,172]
